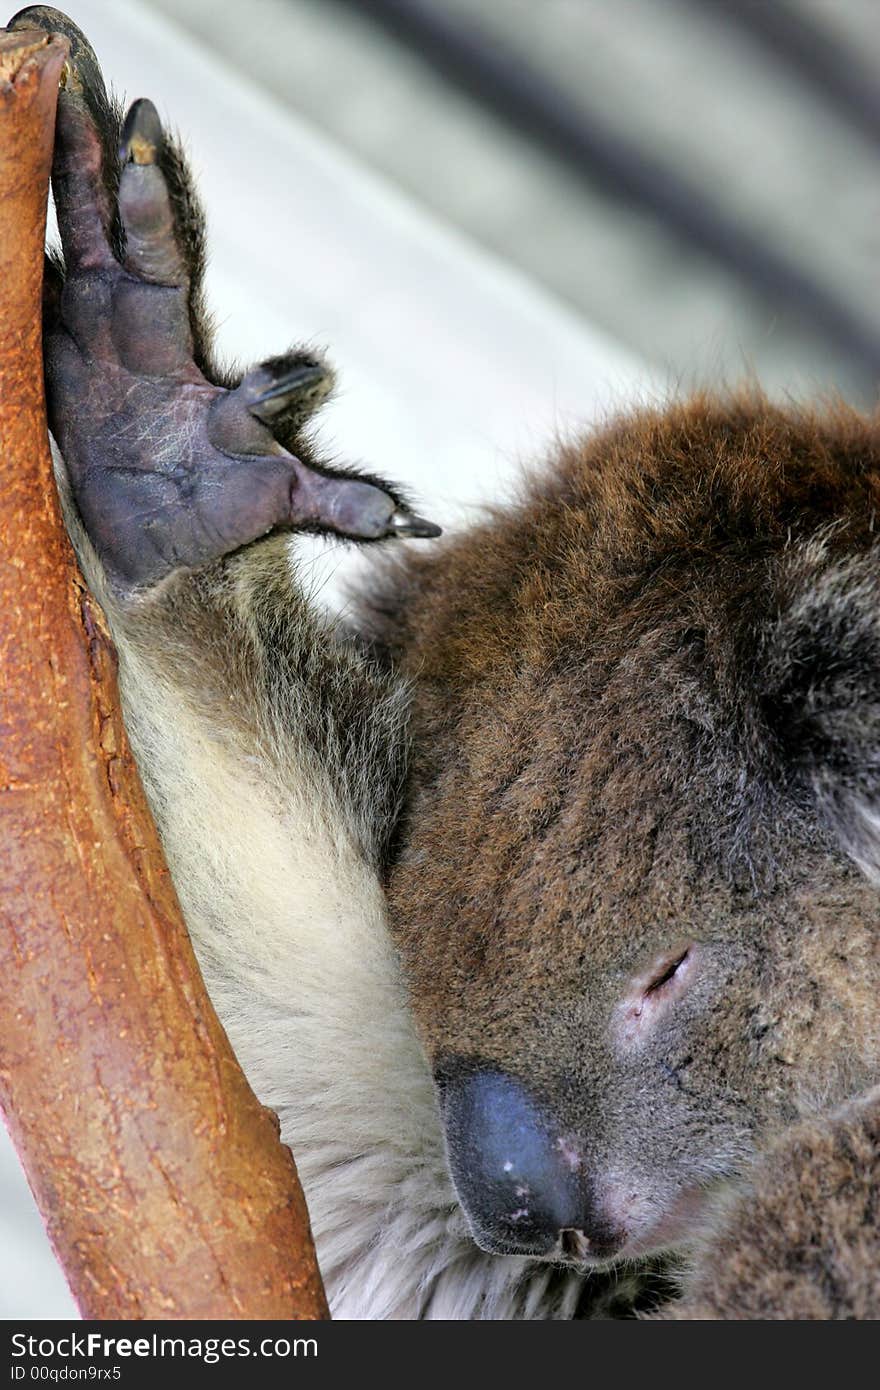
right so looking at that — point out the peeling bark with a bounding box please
[0,27,329,1321]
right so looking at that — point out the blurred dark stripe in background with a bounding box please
[145,0,880,402]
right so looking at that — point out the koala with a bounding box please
[19,7,880,1319]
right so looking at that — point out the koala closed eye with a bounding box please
[616,944,698,1045]
[645,946,692,997]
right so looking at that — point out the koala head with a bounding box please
[372,394,880,1266]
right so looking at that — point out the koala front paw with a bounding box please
[666,1086,880,1319]
[26,8,439,595]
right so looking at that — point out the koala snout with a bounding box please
[435,1062,622,1261]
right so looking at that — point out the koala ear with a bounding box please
[760,540,880,881]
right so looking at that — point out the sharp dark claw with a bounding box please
[387,509,443,539]
[117,99,189,287]
[120,97,163,166]
[239,354,333,430]
[250,364,328,423]
[9,7,107,104]
[14,8,116,271]
[208,357,332,448]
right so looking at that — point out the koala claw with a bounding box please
[9,6,107,103]
[119,95,163,164]
[247,362,329,425]
[388,509,443,539]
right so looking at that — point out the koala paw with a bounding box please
[665,1085,880,1319]
[25,8,439,594]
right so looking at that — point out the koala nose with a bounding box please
[436,1063,590,1257]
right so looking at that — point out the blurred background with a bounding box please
[3,0,879,1318]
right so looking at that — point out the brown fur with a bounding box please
[665,1087,880,1318]
[360,392,880,1297]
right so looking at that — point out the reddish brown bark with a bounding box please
[0,27,329,1321]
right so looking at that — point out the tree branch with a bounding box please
[0,25,329,1320]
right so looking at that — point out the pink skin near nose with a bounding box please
[552,942,710,1262]
[525,944,711,1265]
[600,1180,718,1259]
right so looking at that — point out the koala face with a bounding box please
[391,739,877,1266]
[430,930,768,1265]
[379,395,880,1266]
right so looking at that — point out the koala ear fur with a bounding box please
[761,538,880,882]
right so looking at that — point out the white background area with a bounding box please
[1,0,652,1318]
